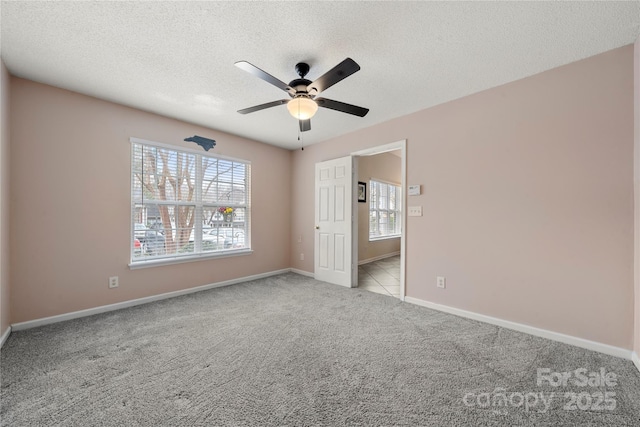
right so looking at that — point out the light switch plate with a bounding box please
[408,206,422,216]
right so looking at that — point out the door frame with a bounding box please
[351,140,407,300]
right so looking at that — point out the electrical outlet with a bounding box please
[109,276,119,289]
[297,235,302,243]
[437,276,446,289]
[300,253,304,261]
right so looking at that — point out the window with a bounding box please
[131,138,250,265]
[369,179,401,240]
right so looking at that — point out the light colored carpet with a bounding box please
[1,273,639,426]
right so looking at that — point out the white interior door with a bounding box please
[315,156,353,287]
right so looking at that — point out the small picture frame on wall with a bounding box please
[358,182,367,203]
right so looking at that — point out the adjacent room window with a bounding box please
[369,179,401,240]
[131,139,250,265]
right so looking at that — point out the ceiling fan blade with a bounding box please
[235,61,293,94]
[315,98,369,117]
[299,119,311,132]
[237,99,289,114]
[308,58,360,95]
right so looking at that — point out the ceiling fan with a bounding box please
[235,58,369,132]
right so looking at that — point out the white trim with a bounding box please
[351,141,404,157]
[633,352,640,373]
[129,249,253,269]
[368,235,401,243]
[352,158,360,288]
[0,326,11,348]
[11,269,290,331]
[399,140,406,302]
[351,139,407,301]
[291,268,314,278]
[404,296,632,360]
[358,251,401,266]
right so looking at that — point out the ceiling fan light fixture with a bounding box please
[287,96,318,120]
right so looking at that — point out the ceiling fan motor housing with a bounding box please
[288,79,313,98]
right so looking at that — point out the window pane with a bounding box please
[369,210,378,236]
[379,211,388,235]
[156,150,195,202]
[389,212,396,234]
[370,182,377,207]
[202,206,219,228]
[233,163,246,184]
[230,183,246,205]
[378,183,388,210]
[202,225,246,252]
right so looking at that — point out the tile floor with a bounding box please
[357,255,401,298]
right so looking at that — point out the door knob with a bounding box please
[315,226,320,229]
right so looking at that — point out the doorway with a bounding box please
[352,140,406,300]
[313,140,406,299]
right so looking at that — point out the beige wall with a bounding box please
[9,78,291,323]
[292,45,634,349]
[4,44,636,352]
[634,35,640,357]
[357,152,401,263]
[0,60,10,334]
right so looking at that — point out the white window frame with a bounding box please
[369,179,402,241]
[129,137,251,269]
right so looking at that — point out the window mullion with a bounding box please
[194,155,203,253]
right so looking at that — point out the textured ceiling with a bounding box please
[1,1,639,150]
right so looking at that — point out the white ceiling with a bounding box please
[1,1,639,150]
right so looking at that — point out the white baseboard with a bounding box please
[358,251,400,266]
[0,326,10,349]
[632,352,640,373]
[290,268,314,278]
[404,296,632,360]
[11,268,291,331]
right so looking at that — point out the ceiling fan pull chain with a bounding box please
[298,123,304,151]
[298,101,304,150]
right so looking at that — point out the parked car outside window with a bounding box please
[143,230,165,256]
[184,227,246,251]
[219,228,245,248]
[133,238,142,257]
[134,223,147,240]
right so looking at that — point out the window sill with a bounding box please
[129,249,253,270]
[369,235,401,242]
